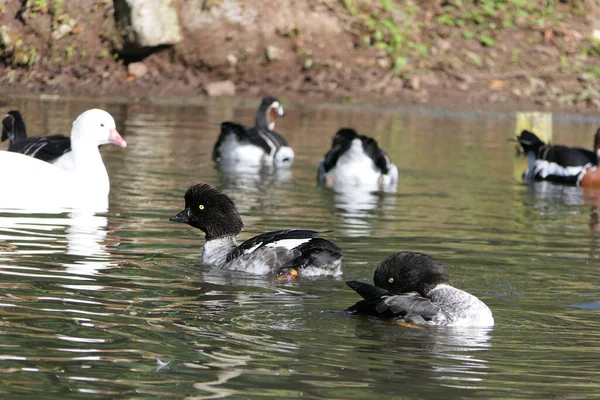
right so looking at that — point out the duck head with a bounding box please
[71,109,127,149]
[517,130,545,154]
[170,183,244,240]
[373,252,449,297]
[331,128,359,146]
[256,96,284,131]
[2,110,27,143]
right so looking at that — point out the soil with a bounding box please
[1,1,600,113]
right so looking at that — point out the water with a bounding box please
[1,97,600,398]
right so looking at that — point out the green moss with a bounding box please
[65,45,73,61]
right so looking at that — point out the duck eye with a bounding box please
[100,123,104,127]
[388,277,394,283]
[199,204,205,210]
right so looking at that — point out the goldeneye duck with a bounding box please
[2,110,72,163]
[518,129,600,187]
[346,252,494,327]
[212,96,294,167]
[169,183,342,278]
[317,128,398,189]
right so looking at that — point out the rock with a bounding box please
[265,45,281,62]
[127,62,148,78]
[420,73,440,87]
[114,0,182,55]
[408,75,420,91]
[51,19,77,41]
[438,39,451,52]
[377,53,390,69]
[0,25,11,49]
[204,80,236,97]
[226,53,238,67]
[457,82,470,91]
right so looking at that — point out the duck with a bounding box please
[2,109,72,163]
[212,96,294,167]
[346,252,494,327]
[317,128,398,189]
[517,129,600,167]
[169,183,342,278]
[0,109,127,211]
[518,129,600,188]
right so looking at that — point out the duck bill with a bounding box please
[169,208,191,224]
[109,128,127,148]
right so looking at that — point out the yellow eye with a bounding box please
[199,204,205,210]
[388,277,394,283]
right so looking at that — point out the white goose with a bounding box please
[0,109,127,212]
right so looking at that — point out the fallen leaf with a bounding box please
[489,79,504,89]
[72,23,83,35]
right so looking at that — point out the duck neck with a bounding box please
[255,105,274,131]
[202,236,239,267]
[71,140,109,196]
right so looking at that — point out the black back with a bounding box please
[8,135,72,162]
[518,129,597,167]
[2,109,71,162]
[321,128,391,174]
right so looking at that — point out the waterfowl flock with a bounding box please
[3,97,599,329]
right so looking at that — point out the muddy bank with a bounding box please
[1,1,600,113]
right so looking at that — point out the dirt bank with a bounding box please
[1,1,600,113]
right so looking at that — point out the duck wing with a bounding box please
[213,122,290,161]
[361,137,391,174]
[320,141,350,173]
[345,280,440,321]
[227,229,323,263]
[8,135,72,162]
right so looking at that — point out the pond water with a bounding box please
[0,97,599,398]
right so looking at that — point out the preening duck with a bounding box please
[346,252,494,327]
[212,96,294,167]
[0,109,127,211]
[518,129,600,188]
[318,128,398,189]
[2,110,72,163]
[169,183,342,278]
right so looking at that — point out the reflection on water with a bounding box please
[0,98,600,398]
